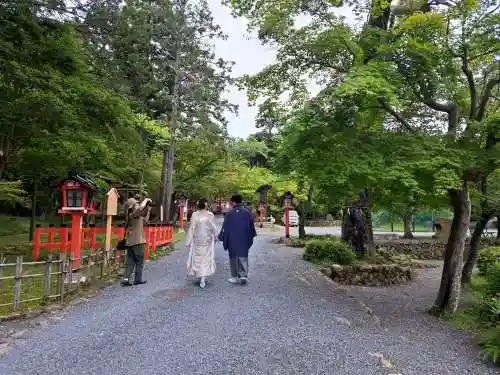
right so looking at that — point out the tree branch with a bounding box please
[476,77,500,122]
[461,46,477,119]
[422,98,459,134]
[469,47,500,62]
[377,98,416,133]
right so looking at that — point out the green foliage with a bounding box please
[303,238,357,265]
[485,263,500,297]
[0,181,24,204]
[477,247,500,276]
[228,0,500,222]
[480,326,500,364]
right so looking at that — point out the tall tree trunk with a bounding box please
[29,176,38,242]
[403,212,415,239]
[431,183,471,315]
[341,207,350,242]
[298,210,306,239]
[461,213,489,284]
[497,216,500,239]
[0,154,5,180]
[359,191,374,257]
[297,185,313,239]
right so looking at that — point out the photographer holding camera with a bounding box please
[121,196,152,286]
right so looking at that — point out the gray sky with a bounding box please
[208,1,357,139]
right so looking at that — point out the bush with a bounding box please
[477,247,500,276]
[484,263,500,298]
[303,239,356,265]
[480,326,500,364]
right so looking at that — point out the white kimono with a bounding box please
[185,210,217,278]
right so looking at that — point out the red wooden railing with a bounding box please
[33,225,174,261]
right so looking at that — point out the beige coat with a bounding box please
[185,210,217,278]
[125,198,151,247]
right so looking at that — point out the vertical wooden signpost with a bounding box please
[105,188,119,263]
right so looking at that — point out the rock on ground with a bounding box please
[0,231,496,375]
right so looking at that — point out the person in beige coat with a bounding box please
[121,196,152,286]
[185,198,218,288]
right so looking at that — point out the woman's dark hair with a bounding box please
[230,194,243,204]
[197,198,208,210]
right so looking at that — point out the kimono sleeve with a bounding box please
[185,211,197,247]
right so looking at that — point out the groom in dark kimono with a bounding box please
[218,194,257,285]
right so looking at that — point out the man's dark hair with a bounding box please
[230,194,243,204]
[197,198,208,210]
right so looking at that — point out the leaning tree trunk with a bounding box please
[298,208,306,239]
[359,191,375,257]
[431,183,471,315]
[403,212,415,239]
[341,207,351,242]
[462,213,490,284]
[297,186,313,240]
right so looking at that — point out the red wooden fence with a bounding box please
[33,225,174,261]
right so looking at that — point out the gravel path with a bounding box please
[0,234,497,375]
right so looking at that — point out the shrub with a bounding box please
[478,296,500,326]
[484,263,500,299]
[477,247,500,276]
[480,326,500,364]
[303,239,356,265]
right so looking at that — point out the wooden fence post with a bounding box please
[57,254,67,303]
[13,256,23,311]
[69,253,77,294]
[43,254,53,304]
[86,253,93,284]
[99,248,104,278]
[0,254,4,290]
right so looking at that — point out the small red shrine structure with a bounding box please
[57,173,99,267]
[58,174,98,215]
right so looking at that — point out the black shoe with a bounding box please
[121,281,133,287]
[240,277,247,285]
[134,280,147,285]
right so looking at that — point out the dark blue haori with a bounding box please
[218,204,257,257]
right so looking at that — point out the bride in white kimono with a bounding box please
[185,198,218,288]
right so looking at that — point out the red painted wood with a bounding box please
[32,225,174,261]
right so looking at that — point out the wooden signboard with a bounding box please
[106,188,119,216]
[105,188,120,262]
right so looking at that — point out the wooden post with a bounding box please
[86,252,93,284]
[57,254,67,303]
[0,254,4,290]
[285,208,290,238]
[43,254,53,304]
[70,212,83,268]
[68,253,74,292]
[13,256,23,311]
[105,188,119,264]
